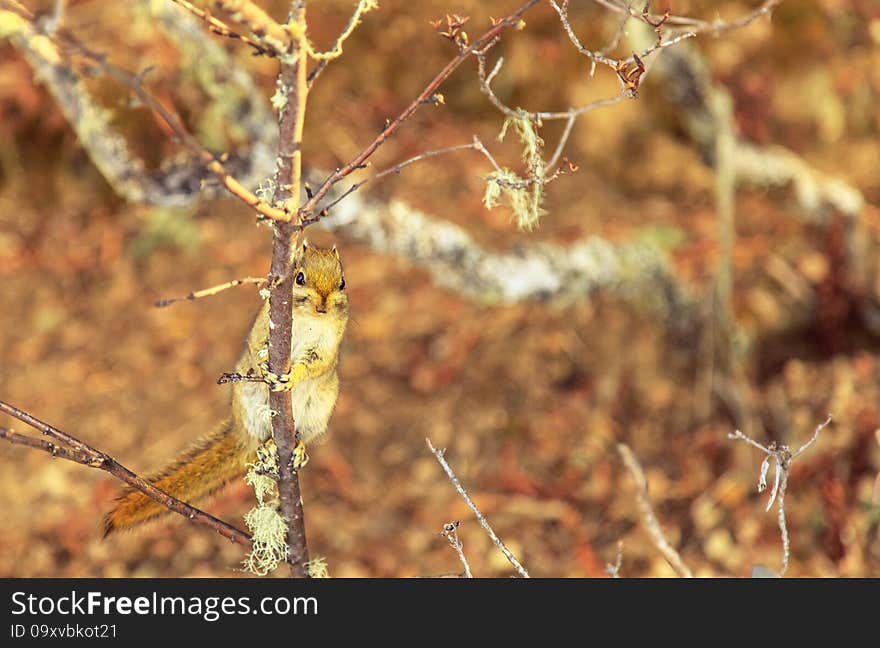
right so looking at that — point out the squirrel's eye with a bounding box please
[339,277,346,290]
[295,272,305,286]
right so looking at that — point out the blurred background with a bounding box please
[1,0,879,577]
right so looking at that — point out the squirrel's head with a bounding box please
[292,240,348,317]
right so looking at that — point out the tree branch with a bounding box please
[426,438,530,578]
[617,443,693,578]
[0,0,291,222]
[0,400,252,546]
[728,415,831,576]
[297,0,541,222]
[266,0,310,578]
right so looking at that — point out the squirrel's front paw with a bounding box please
[259,359,308,392]
[259,361,297,392]
[289,439,309,472]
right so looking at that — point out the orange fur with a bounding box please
[102,418,251,536]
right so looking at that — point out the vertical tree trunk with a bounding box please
[267,1,310,578]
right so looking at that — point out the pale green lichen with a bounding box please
[242,439,288,575]
[498,112,544,166]
[0,9,27,39]
[244,439,279,505]
[271,81,288,113]
[483,112,547,230]
[242,505,289,576]
[305,557,330,579]
[256,177,277,202]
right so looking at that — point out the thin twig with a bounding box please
[0,401,252,546]
[1,427,98,465]
[546,114,576,172]
[155,276,267,307]
[617,443,693,578]
[727,414,832,576]
[208,0,290,56]
[550,0,618,71]
[477,54,519,118]
[605,540,624,578]
[297,0,542,223]
[477,51,629,122]
[440,521,473,578]
[0,1,292,223]
[306,0,378,86]
[170,0,277,57]
[314,143,480,218]
[594,0,782,35]
[426,438,530,578]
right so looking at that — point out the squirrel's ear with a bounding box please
[302,238,309,251]
[332,245,339,259]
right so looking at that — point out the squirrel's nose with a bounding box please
[316,300,327,313]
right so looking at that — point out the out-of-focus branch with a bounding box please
[170,0,278,57]
[617,443,693,578]
[1,1,191,206]
[595,0,783,35]
[426,438,530,578]
[319,185,697,322]
[1,0,289,221]
[625,13,872,335]
[625,22,864,222]
[0,401,252,547]
[208,0,290,56]
[605,541,624,578]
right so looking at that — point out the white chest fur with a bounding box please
[236,312,342,445]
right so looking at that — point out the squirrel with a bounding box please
[102,241,349,536]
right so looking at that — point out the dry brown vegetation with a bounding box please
[1,0,879,577]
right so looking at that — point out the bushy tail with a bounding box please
[102,418,251,537]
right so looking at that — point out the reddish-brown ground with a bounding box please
[1,0,879,577]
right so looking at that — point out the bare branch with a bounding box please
[477,54,519,118]
[154,276,268,308]
[426,438,530,578]
[170,0,278,57]
[727,415,832,576]
[792,415,832,459]
[0,401,252,547]
[1,427,98,466]
[550,0,618,72]
[477,52,628,122]
[0,0,292,222]
[440,521,473,578]
[728,429,770,454]
[617,443,693,578]
[306,0,378,86]
[208,0,291,56]
[312,142,483,220]
[297,0,542,222]
[546,114,576,172]
[265,1,311,578]
[594,0,782,35]
[605,541,624,578]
